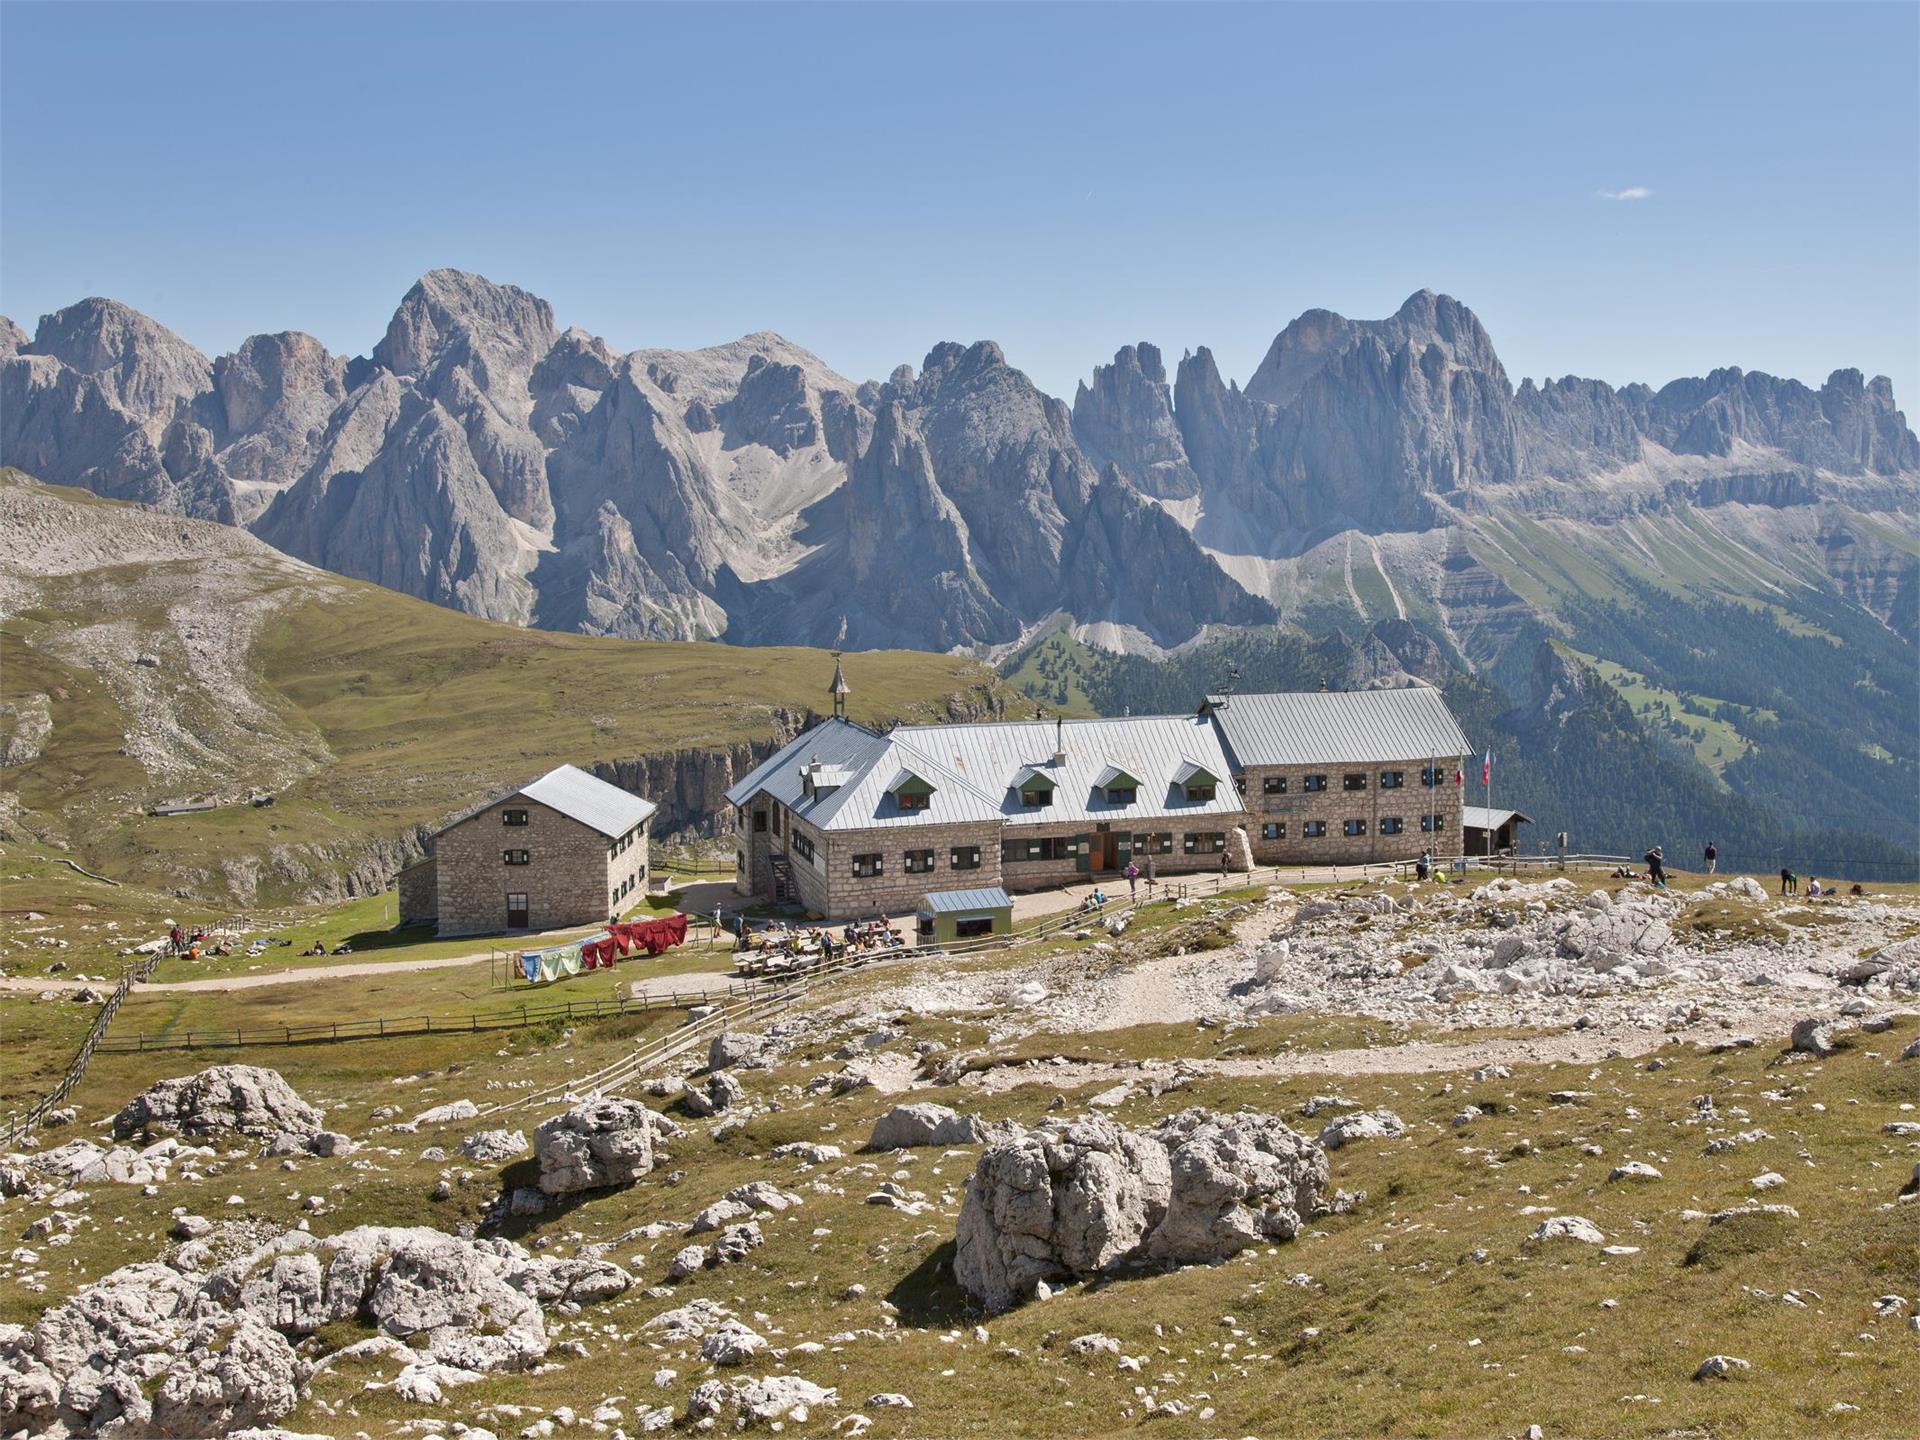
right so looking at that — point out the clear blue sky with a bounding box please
[3,2,1915,406]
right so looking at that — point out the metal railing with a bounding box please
[5,949,162,1148]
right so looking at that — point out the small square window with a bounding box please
[905,849,935,874]
[1020,788,1052,808]
[1343,818,1367,837]
[503,849,531,865]
[1303,820,1327,838]
[950,846,982,870]
[753,810,768,833]
[1381,817,1404,835]
[1184,783,1216,802]
[1304,774,1327,793]
[1261,821,1284,841]
[503,809,529,827]
[852,852,883,878]
[1262,776,1287,796]
[1380,770,1404,789]
[1106,786,1137,805]
[1422,814,1448,833]
[1343,773,1367,792]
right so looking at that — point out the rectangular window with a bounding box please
[852,853,883,878]
[753,810,768,833]
[736,850,745,874]
[1131,832,1174,855]
[1303,820,1327,838]
[611,887,619,910]
[1105,786,1137,805]
[1261,821,1285,841]
[950,845,982,871]
[773,808,783,835]
[905,849,936,874]
[1343,773,1367,792]
[1183,832,1226,854]
[1380,770,1404,790]
[1262,775,1288,795]
[790,829,814,862]
[1380,817,1404,835]
[503,849,531,866]
[1344,818,1367,837]
[503,809,528,827]
[1422,766,1444,788]
[1304,774,1328,793]
[954,916,994,939]
[1005,837,1070,863]
[897,790,931,811]
[1421,814,1448,833]
[1184,783,1217,802]
[1020,788,1052,808]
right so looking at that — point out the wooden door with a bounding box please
[506,892,529,929]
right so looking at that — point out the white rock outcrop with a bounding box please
[533,1098,662,1195]
[867,1103,994,1151]
[953,1108,1328,1312]
[112,1066,326,1151]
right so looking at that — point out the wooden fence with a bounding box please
[5,949,162,1148]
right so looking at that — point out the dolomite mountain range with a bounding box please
[3,270,1914,657]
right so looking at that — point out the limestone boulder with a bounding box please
[953,1116,1172,1313]
[868,1103,994,1151]
[1148,1109,1328,1264]
[113,1066,323,1144]
[1317,1109,1408,1150]
[533,1098,659,1195]
[708,1031,773,1070]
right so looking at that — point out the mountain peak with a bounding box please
[374,270,557,381]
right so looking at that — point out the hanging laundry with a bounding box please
[521,954,540,983]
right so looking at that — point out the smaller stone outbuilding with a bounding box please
[402,764,656,938]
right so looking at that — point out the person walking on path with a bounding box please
[1124,860,1138,900]
[1644,845,1667,888]
[1704,840,1718,875]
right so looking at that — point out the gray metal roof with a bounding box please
[892,714,1246,829]
[1462,806,1531,830]
[441,763,656,840]
[519,765,657,837]
[1207,687,1471,769]
[918,886,1013,914]
[727,713,1247,832]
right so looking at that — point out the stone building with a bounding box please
[725,664,1252,920]
[398,764,656,938]
[1201,688,1471,866]
[725,668,1473,918]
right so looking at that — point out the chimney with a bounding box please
[1052,713,1066,768]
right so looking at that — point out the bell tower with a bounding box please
[829,652,850,720]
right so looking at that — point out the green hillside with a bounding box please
[1,475,1011,904]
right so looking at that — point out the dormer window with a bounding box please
[892,771,935,812]
[1173,760,1219,803]
[1094,763,1141,808]
[1013,765,1056,809]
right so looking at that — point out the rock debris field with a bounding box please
[2,871,1917,1438]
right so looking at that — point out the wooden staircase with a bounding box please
[769,854,794,904]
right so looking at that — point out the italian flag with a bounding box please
[1481,751,1492,786]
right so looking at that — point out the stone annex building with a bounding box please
[400,764,656,937]
[725,667,1471,920]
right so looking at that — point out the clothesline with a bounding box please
[518,912,690,984]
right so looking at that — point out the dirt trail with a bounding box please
[962,1023,1706,1095]
[0,953,738,996]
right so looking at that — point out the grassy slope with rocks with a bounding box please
[4,866,1916,1438]
[1,472,1012,905]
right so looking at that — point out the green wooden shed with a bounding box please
[915,885,1014,944]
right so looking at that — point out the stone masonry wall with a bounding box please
[398,860,437,925]
[1240,758,1464,866]
[436,797,614,938]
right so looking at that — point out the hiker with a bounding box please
[1704,840,1717,875]
[1644,846,1667,888]
[1779,866,1797,895]
[1125,860,1138,899]
[168,923,184,954]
